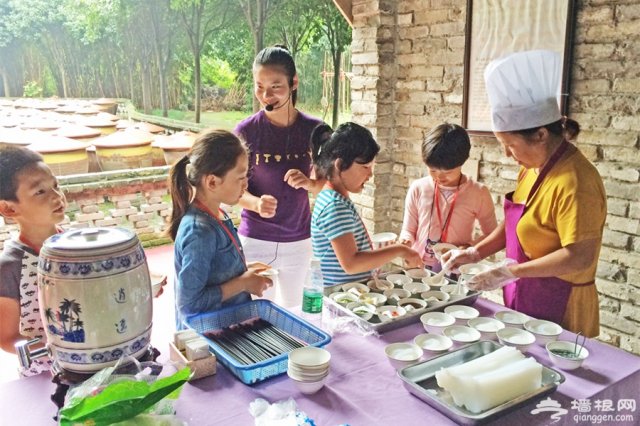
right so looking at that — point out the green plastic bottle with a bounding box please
[302,258,323,315]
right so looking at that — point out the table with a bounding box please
[1,298,639,426]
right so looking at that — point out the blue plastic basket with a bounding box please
[185,299,331,385]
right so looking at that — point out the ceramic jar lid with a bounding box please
[92,128,153,148]
[53,124,102,139]
[28,134,89,153]
[42,227,139,258]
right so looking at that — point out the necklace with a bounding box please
[424,175,462,259]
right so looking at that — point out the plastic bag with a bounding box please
[321,306,378,338]
[249,398,315,426]
[58,356,191,426]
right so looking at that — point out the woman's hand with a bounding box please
[257,195,277,218]
[441,246,481,272]
[284,169,312,190]
[466,259,517,291]
[242,269,273,297]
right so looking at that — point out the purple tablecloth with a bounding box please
[1,298,638,426]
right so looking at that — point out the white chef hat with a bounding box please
[484,50,562,132]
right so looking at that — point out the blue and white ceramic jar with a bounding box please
[38,227,153,373]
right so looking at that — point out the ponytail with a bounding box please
[167,155,193,240]
[562,117,581,141]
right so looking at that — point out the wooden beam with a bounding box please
[332,0,353,27]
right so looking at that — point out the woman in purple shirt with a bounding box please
[234,45,324,308]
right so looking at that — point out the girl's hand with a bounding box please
[243,270,273,297]
[257,195,277,218]
[401,246,423,269]
[284,169,312,191]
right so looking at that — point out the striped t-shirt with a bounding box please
[311,189,372,285]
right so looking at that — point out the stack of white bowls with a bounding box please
[287,346,331,394]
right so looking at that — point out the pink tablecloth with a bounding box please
[1,298,639,426]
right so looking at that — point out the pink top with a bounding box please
[400,175,497,266]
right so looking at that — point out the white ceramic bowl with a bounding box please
[371,232,397,249]
[524,319,563,346]
[443,325,481,347]
[467,317,505,340]
[384,342,422,369]
[420,290,450,304]
[422,274,447,288]
[359,292,387,307]
[397,298,427,312]
[413,333,453,354]
[288,372,328,394]
[420,312,456,334]
[404,268,431,280]
[329,292,359,306]
[444,305,480,324]
[376,305,407,322]
[287,365,329,379]
[288,346,331,369]
[441,284,469,297]
[497,327,536,352]
[458,263,491,276]
[346,301,376,321]
[495,310,531,328]
[545,340,589,370]
[342,282,370,296]
[403,281,430,295]
[386,273,413,287]
[367,279,394,291]
[383,288,412,304]
[432,243,457,261]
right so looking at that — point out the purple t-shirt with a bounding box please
[234,110,323,242]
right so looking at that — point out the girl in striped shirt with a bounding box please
[310,123,422,285]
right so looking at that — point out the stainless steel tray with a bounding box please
[398,341,565,425]
[323,271,480,333]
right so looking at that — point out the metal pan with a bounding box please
[398,341,565,425]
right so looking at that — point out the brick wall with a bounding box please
[350,0,640,354]
[0,167,173,251]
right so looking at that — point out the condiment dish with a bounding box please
[329,292,359,306]
[524,319,563,346]
[413,333,453,354]
[376,305,407,322]
[467,317,505,340]
[420,312,456,334]
[494,310,530,328]
[432,243,457,261]
[422,274,447,288]
[441,284,469,297]
[367,278,394,291]
[444,305,480,324]
[403,281,430,295]
[342,282,370,296]
[386,273,413,287]
[419,290,450,304]
[497,327,536,352]
[545,340,589,370]
[359,292,387,307]
[384,342,422,369]
[404,268,431,280]
[443,325,481,348]
[397,298,427,312]
[346,301,376,321]
[383,288,411,304]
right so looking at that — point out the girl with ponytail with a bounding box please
[168,129,273,329]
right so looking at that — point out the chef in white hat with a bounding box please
[443,50,606,337]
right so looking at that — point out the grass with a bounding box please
[151,106,351,130]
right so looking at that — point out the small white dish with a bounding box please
[342,282,370,296]
[443,325,481,347]
[413,333,453,354]
[525,319,563,346]
[497,327,536,352]
[546,340,589,370]
[495,310,531,328]
[441,284,469,297]
[371,232,397,248]
[384,342,422,369]
[376,305,407,322]
[358,292,387,307]
[346,301,376,321]
[386,273,413,287]
[367,279,394,291]
[467,317,505,340]
[288,346,331,369]
[422,274,447,288]
[432,243,457,261]
[397,298,427,312]
[404,268,431,280]
[383,288,412,304]
[458,263,491,276]
[288,372,328,394]
[420,290,450,304]
[329,292,359,306]
[444,305,480,323]
[403,281,430,295]
[420,311,456,334]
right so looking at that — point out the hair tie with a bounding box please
[183,155,190,164]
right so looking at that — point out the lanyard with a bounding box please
[19,227,63,255]
[193,199,246,264]
[324,183,374,250]
[427,175,462,244]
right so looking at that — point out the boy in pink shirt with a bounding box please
[399,123,497,270]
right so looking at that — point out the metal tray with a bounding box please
[398,341,565,425]
[323,271,480,333]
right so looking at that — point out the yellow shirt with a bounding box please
[512,146,606,336]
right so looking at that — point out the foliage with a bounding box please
[23,80,43,97]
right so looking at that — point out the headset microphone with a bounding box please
[264,90,292,113]
[265,104,274,112]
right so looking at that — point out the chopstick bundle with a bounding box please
[204,318,305,365]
